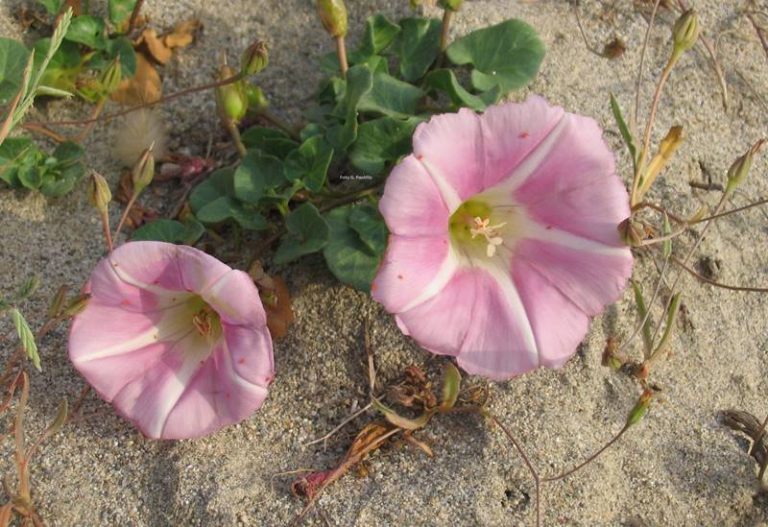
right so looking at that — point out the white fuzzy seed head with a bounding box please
[113,109,168,167]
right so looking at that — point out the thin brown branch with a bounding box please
[485,412,541,527]
[542,424,630,482]
[672,256,768,292]
[747,12,768,64]
[28,73,244,128]
[127,0,145,34]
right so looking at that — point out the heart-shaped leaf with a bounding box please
[274,203,330,264]
[350,116,421,175]
[446,19,544,93]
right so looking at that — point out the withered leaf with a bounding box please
[111,53,162,105]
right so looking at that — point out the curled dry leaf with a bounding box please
[111,53,162,105]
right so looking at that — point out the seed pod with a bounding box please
[316,0,348,38]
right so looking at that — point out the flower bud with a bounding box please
[88,171,112,213]
[618,217,645,247]
[241,40,269,77]
[131,145,155,194]
[626,389,653,427]
[672,9,699,58]
[439,0,463,11]
[100,56,122,96]
[725,139,765,195]
[215,65,248,122]
[244,83,269,111]
[316,0,348,38]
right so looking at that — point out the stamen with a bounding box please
[470,216,506,257]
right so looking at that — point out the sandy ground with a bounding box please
[1,0,768,525]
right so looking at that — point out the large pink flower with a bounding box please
[372,96,633,380]
[69,241,274,439]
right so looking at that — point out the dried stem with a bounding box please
[98,209,114,252]
[484,411,541,527]
[440,10,453,51]
[28,73,244,128]
[335,36,348,78]
[671,256,768,293]
[542,424,631,482]
[633,0,662,128]
[572,2,603,56]
[113,192,139,241]
[127,0,145,33]
[303,403,372,448]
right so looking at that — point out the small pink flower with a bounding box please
[69,241,274,439]
[372,96,633,380]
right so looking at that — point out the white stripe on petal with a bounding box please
[221,337,270,393]
[398,245,461,313]
[522,221,628,256]
[491,113,569,193]
[418,157,462,212]
[151,332,213,438]
[76,304,195,362]
[108,257,182,300]
[473,259,539,367]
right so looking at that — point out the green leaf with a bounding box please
[10,308,40,371]
[109,0,137,24]
[350,14,400,62]
[106,37,138,77]
[446,19,544,93]
[350,116,420,175]
[358,73,425,118]
[0,138,36,185]
[326,64,373,151]
[241,127,299,158]
[38,0,63,14]
[609,93,637,173]
[349,204,387,254]
[131,218,205,245]
[33,39,82,94]
[393,17,441,82]
[284,136,334,192]
[234,151,285,204]
[38,141,85,197]
[323,204,387,292]
[190,168,236,221]
[423,69,488,111]
[65,16,108,50]
[439,363,461,411]
[274,203,330,264]
[0,38,30,106]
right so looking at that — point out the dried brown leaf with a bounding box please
[111,53,162,105]
[163,19,201,49]
[139,29,173,65]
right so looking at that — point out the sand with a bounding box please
[1,0,768,525]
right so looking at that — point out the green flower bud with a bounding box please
[131,145,155,194]
[88,171,112,213]
[672,9,699,58]
[725,139,765,195]
[438,0,463,11]
[241,40,269,77]
[316,0,348,38]
[100,56,122,96]
[216,65,248,122]
[244,83,269,111]
[626,389,653,427]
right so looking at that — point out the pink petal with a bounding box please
[89,242,231,310]
[478,96,565,189]
[224,323,275,387]
[514,237,632,316]
[372,234,453,313]
[379,155,451,237]
[161,333,270,439]
[512,258,590,368]
[412,108,484,203]
[202,270,268,328]
[511,112,629,246]
[394,267,539,379]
